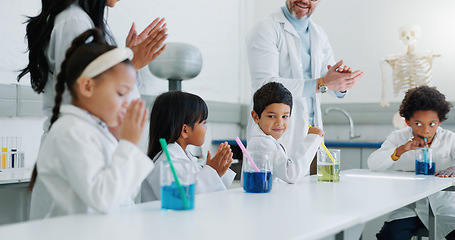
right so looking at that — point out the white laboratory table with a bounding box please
[0,169,454,240]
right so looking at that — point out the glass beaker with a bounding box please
[242,151,273,193]
[317,148,341,182]
[160,159,196,210]
[415,148,435,175]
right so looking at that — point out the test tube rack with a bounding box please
[1,137,25,171]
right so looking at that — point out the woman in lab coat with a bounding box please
[31,29,154,218]
[368,86,455,239]
[18,0,167,132]
[141,91,236,202]
[245,4,363,175]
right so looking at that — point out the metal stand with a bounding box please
[168,79,182,91]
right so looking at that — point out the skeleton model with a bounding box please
[380,25,440,107]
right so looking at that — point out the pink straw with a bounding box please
[235,137,260,172]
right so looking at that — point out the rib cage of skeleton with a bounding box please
[380,25,440,107]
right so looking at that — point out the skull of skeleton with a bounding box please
[399,25,421,46]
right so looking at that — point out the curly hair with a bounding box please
[399,85,452,121]
[253,82,293,118]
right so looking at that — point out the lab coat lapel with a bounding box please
[309,20,322,78]
[166,143,196,165]
[60,105,117,145]
[309,20,324,128]
[271,9,299,38]
[272,10,303,81]
[252,124,287,157]
[429,127,443,148]
[275,9,303,86]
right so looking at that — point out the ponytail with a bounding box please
[18,0,109,93]
[29,28,114,191]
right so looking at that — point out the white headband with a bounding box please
[76,47,134,83]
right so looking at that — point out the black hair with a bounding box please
[147,91,208,161]
[399,85,452,121]
[17,0,112,93]
[253,82,293,118]
[28,28,131,191]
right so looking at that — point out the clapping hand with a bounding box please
[323,60,364,92]
[206,142,233,177]
[126,18,168,71]
[117,99,148,145]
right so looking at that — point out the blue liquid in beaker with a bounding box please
[243,171,272,193]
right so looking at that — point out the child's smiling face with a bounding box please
[252,103,291,140]
[406,110,441,143]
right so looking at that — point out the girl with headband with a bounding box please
[28,29,154,219]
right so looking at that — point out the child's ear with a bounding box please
[180,124,189,139]
[251,110,260,124]
[405,120,410,127]
[77,77,96,98]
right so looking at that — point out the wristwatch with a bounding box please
[318,78,328,93]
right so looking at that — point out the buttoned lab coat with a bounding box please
[246,124,322,183]
[141,143,236,202]
[368,127,455,238]
[246,9,336,170]
[30,105,154,219]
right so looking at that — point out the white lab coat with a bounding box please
[368,127,455,239]
[141,142,236,202]
[246,123,322,183]
[41,3,140,132]
[30,105,154,219]
[245,9,336,171]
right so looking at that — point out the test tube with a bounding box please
[18,137,24,168]
[11,137,17,168]
[0,138,2,170]
[1,137,7,169]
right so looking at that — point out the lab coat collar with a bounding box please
[59,104,116,144]
[431,127,443,147]
[270,8,314,39]
[404,126,443,147]
[250,123,285,152]
[154,142,194,162]
[60,104,108,129]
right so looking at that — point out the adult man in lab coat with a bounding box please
[246,0,364,175]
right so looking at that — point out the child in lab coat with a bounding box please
[141,91,236,202]
[245,82,324,183]
[29,29,154,219]
[368,86,455,239]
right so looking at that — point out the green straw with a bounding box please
[159,138,189,210]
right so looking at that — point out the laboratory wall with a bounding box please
[317,0,455,104]
[0,0,248,165]
[3,0,455,105]
[246,0,455,104]
[0,0,247,103]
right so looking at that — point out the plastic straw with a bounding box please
[423,138,428,175]
[309,125,336,165]
[159,138,189,209]
[320,142,337,165]
[235,137,260,172]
